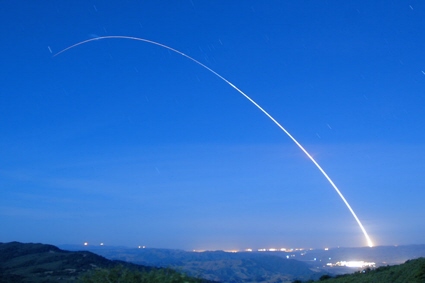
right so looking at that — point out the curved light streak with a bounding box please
[54,35,374,247]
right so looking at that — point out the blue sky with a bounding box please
[1,1,425,250]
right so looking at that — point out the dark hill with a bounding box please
[0,242,213,283]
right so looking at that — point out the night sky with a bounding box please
[1,1,425,250]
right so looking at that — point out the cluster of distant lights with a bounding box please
[83,242,105,246]
[327,261,376,268]
[82,242,146,249]
[82,243,331,253]
[192,247,319,253]
[255,247,311,252]
[82,243,353,254]
[82,243,373,259]
[82,243,374,268]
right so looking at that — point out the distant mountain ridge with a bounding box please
[64,246,324,282]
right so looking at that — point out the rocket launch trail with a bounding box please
[54,35,374,247]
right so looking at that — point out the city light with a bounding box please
[327,261,376,268]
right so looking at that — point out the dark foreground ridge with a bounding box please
[0,242,215,283]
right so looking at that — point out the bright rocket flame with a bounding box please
[54,35,374,248]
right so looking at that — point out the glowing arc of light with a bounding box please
[54,35,374,247]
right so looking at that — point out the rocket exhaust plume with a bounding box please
[54,35,374,247]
